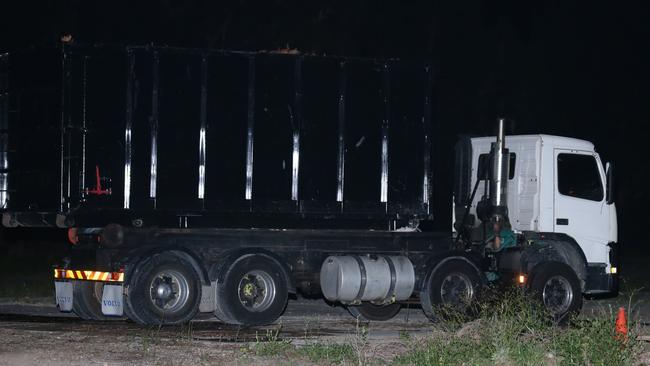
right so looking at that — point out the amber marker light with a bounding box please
[518,274,526,284]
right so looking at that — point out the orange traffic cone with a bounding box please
[615,307,628,342]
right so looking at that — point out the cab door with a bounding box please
[553,150,609,264]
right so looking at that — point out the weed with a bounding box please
[398,329,411,341]
[251,327,293,357]
[350,317,370,365]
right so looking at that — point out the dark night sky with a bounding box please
[1,1,649,245]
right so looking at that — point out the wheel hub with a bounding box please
[148,270,190,312]
[542,275,573,315]
[155,281,173,300]
[440,272,474,308]
[237,270,276,312]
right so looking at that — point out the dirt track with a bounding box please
[0,295,648,365]
[0,299,432,365]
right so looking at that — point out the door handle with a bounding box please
[556,218,569,225]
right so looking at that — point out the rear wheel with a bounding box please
[420,259,482,322]
[214,254,288,325]
[529,262,582,323]
[124,253,201,325]
[73,281,112,320]
[348,302,402,321]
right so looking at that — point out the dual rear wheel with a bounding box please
[72,281,115,321]
[213,254,289,325]
[124,253,201,325]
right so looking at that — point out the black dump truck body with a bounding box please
[0,45,490,326]
[1,45,439,230]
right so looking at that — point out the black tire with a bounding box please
[123,289,147,324]
[529,262,582,323]
[420,259,482,322]
[73,281,119,321]
[348,302,402,321]
[214,254,288,326]
[124,253,201,325]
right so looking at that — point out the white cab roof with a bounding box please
[471,134,595,152]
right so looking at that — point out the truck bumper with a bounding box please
[584,263,618,296]
[584,241,620,296]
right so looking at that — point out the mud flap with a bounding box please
[101,284,124,316]
[54,281,73,312]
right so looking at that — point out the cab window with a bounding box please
[557,153,603,201]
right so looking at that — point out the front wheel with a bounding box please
[348,302,402,321]
[420,259,482,322]
[529,262,582,323]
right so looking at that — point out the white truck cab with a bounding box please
[455,134,618,299]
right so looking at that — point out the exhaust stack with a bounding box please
[490,118,509,222]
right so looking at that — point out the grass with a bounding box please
[248,326,357,365]
[395,288,644,366]
[298,343,356,364]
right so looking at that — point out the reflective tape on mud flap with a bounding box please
[101,284,124,316]
[54,281,73,312]
[54,268,124,282]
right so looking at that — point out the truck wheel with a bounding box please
[529,262,582,323]
[420,259,482,322]
[214,254,288,326]
[73,281,111,320]
[348,302,402,321]
[125,253,201,325]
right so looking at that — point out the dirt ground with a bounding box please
[0,296,649,366]
[0,299,434,365]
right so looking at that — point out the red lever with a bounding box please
[86,165,111,196]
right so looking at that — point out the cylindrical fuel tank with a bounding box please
[320,255,415,303]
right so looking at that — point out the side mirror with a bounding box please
[606,162,615,204]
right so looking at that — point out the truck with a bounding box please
[0,45,618,325]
